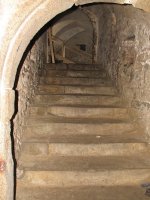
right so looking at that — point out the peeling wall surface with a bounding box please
[0,0,150,200]
[92,4,150,137]
[14,34,46,160]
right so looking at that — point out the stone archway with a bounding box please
[0,0,150,199]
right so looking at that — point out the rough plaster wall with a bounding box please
[96,4,150,137]
[13,34,46,159]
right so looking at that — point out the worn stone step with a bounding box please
[32,94,121,106]
[17,169,150,187]
[23,130,146,144]
[45,69,107,78]
[29,106,129,120]
[46,63,103,71]
[40,77,111,86]
[37,85,117,95]
[21,142,149,157]
[25,117,130,126]
[16,185,149,200]
[19,154,150,171]
[23,121,139,140]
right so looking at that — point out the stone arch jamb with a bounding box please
[0,0,149,199]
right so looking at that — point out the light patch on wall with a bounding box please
[0,2,15,47]
[112,13,117,26]
[0,121,5,155]
[53,20,76,35]
[59,27,85,41]
[75,0,133,6]
[124,0,137,4]
[0,80,5,97]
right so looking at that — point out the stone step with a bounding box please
[25,117,131,126]
[46,63,103,71]
[23,130,146,144]
[19,154,150,171]
[40,77,111,86]
[45,69,107,78]
[23,122,139,141]
[37,85,117,95]
[16,185,149,200]
[21,142,149,157]
[32,94,121,106]
[17,169,150,187]
[29,106,129,120]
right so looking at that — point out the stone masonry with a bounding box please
[93,4,150,138]
[13,33,46,160]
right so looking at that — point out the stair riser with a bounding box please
[45,70,107,78]
[29,107,129,120]
[18,169,150,187]
[21,143,149,157]
[23,133,145,144]
[40,77,110,86]
[37,85,117,95]
[33,95,121,106]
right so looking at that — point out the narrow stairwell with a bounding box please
[16,63,150,200]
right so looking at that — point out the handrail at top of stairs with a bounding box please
[52,35,92,58]
[46,29,93,64]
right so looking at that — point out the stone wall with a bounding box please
[13,33,46,159]
[95,4,150,137]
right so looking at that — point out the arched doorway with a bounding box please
[0,1,150,199]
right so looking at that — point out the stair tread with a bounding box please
[20,142,149,158]
[19,154,150,171]
[40,76,111,86]
[44,69,107,78]
[43,77,109,80]
[32,94,121,106]
[37,84,117,95]
[29,106,129,121]
[38,84,114,88]
[30,104,124,108]
[23,122,141,142]
[33,93,119,96]
[17,169,150,188]
[29,105,128,111]
[16,186,150,200]
[24,120,135,129]
[23,131,146,143]
[25,116,130,125]
[45,63,104,71]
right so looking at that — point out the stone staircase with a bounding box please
[16,64,150,200]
